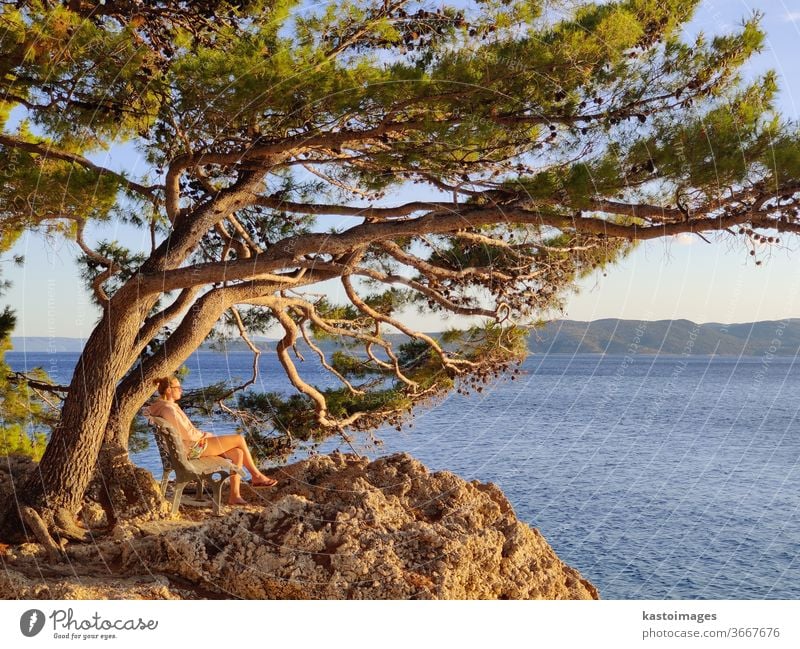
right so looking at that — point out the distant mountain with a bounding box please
[527,319,800,356]
[11,319,800,356]
[9,337,86,353]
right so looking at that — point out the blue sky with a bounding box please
[5,0,800,338]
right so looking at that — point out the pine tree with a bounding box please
[1,0,799,548]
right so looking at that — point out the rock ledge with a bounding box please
[1,452,598,600]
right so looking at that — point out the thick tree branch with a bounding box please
[134,286,202,357]
[132,171,268,286]
[140,189,800,294]
[110,276,328,446]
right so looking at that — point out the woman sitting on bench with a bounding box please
[148,376,278,504]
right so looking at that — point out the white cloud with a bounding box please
[785,12,800,22]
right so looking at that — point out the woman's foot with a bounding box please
[250,475,278,487]
[228,496,248,505]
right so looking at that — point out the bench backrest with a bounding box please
[147,415,198,475]
[152,421,173,473]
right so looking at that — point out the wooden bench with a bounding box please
[147,415,245,516]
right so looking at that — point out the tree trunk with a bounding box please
[0,307,143,544]
[89,440,168,529]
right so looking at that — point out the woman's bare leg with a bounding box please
[221,448,246,504]
[202,434,277,486]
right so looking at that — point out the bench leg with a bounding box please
[210,477,226,516]
[160,470,171,497]
[172,481,188,515]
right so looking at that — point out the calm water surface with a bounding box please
[7,351,799,599]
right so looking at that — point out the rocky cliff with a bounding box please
[0,452,598,600]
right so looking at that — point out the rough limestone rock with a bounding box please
[0,567,181,600]
[1,452,598,600]
[126,453,598,599]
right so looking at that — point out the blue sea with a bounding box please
[7,350,799,600]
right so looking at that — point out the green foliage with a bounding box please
[621,74,780,193]
[236,383,414,456]
[767,127,800,185]
[307,298,364,340]
[326,386,412,422]
[237,391,319,443]
[0,424,47,461]
[363,288,411,316]
[126,416,152,456]
[0,305,13,339]
[331,351,373,377]
[0,306,54,461]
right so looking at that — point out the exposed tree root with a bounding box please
[54,507,89,543]
[19,506,64,562]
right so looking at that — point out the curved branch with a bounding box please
[588,198,683,221]
[252,196,456,220]
[296,318,364,395]
[301,163,373,199]
[272,307,362,428]
[341,274,475,372]
[226,305,261,393]
[74,220,115,267]
[453,229,599,254]
[284,299,418,388]
[74,220,120,304]
[354,267,500,319]
[7,372,70,394]
[227,215,263,255]
[215,220,250,260]
[164,154,185,223]
[292,258,501,319]
[110,279,307,446]
[377,240,514,282]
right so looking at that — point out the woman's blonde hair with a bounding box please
[154,376,178,396]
